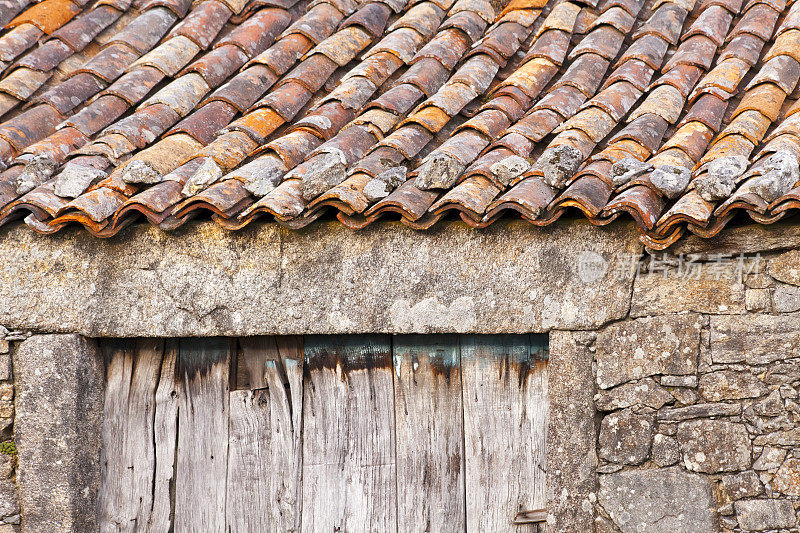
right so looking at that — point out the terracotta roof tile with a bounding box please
[4,0,800,246]
[7,0,82,34]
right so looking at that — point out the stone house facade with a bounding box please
[0,219,797,531]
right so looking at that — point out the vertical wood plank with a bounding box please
[174,338,232,533]
[98,340,134,532]
[146,339,178,532]
[301,335,397,533]
[271,336,304,529]
[393,334,466,533]
[233,337,269,390]
[126,340,163,529]
[461,335,548,533]
[226,336,304,532]
[98,339,163,533]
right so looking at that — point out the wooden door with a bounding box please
[98,335,548,532]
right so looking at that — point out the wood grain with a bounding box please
[98,339,134,533]
[461,334,548,533]
[301,335,397,533]
[226,336,304,531]
[174,338,232,533]
[393,334,466,533]
[146,339,178,532]
[98,339,163,533]
[96,334,550,532]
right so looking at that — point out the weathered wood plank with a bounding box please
[233,336,270,390]
[99,339,163,533]
[302,335,396,533]
[126,340,163,530]
[461,334,548,533]
[98,340,134,532]
[393,334,466,532]
[174,338,232,533]
[270,336,304,530]
[226,336,304,532]
[146,339,178,532]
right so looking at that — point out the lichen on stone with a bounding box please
[649,164,691,199]
[611,157,652,188]
[299,148,347,201]
[415,152,465,190]
[750,150,800,202]
[121,159,162,185]
[538,144,582,188]
[490,155,530,186]
[181,158,223,198]
[363,165,406,202]
[241,156,287,197]
[53,163,107,199]
[15,155,58,195]
[694,155,749,201]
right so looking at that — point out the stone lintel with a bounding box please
[0,220,642,337]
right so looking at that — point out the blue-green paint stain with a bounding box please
[302,335,546,383]
[304,334,392,373]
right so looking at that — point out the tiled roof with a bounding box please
[0,0,798,248]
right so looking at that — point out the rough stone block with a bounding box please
[677,419,751,473]
[722,471,763,499]
[595,315,701,389]
[768,248,800,286]
[598,467,715,532]
[660,375,697,387]
[547,331,597,532]
[15,335,104,533]
[773,457,800,496]
[709,314,800,364]
[745,272,774,289]
[753,389,783,416]
[744,288,772,312]
[651,434,681,467]
[631,262,745,316]
[669,387,698,405]
[772,283,800,313]
[772,283,800,312]
[0,385,11,420]
[658,402,741,421]
[754,428,800,446]
[734,499,796,530]
[753,446,786,471]
[698,370,769,401]
[668,220,800,259]
[0,481,18,521]
[599,409,654,465]
[595,378,673,411]
[0,456,12,480]
[0,355,10,382]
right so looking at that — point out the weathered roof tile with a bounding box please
[2,0,800,247]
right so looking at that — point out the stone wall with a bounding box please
[3,220,800,531]
[0,328,23,533]
[592,247,800,532]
